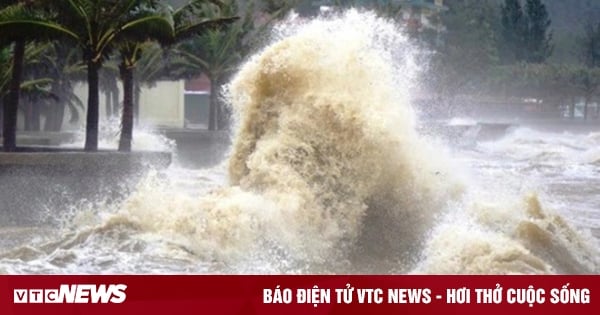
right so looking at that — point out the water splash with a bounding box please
[1,10,597,274]
[63,116,175,152]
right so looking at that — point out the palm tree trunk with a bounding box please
[85,59,101,151]
[118,64,134,152]
[0,98,3,137]
[3,40,25,152]
[134,83,141,124]
[208,77,218,131]
[54,102,65,131]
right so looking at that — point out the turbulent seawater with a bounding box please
[0,11,598,274]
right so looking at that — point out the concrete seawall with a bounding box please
[0,149,171,227]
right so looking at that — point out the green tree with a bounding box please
[428,0,499,115]
[15,41,87,132]
[172,0,291,130]
[0,1,77,151]
[524,0,553,63]
[569,67,600,120]
[0,43,56,134]
[542,0,600,64]
[20,42,54,131]
[116,0,236,152]
[40,43,86,131]
[578,20,600,68]
[50,1,177,151]
[0,2,26,151]
[0,0,178,151]
[500,0,527,63]
[99,59,120,119]
[0,46,8,134]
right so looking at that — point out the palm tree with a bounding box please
[0,1,77,151]
[5,0,171,150]
[117,42,143,152]
[171,0,290,130]
[0,0,233,151]
[172,1,247,130]
[0,46,8,135]
[132,44,165,120]
[0,43,59,138]
[48,0,175,151]
[116,0,237,151]
[20,42,53,131]
[0,2,31,151]
[38,42,86,131]
[99,59,120,119]
[3,39,24,151]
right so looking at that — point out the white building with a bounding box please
[70,77,210,130]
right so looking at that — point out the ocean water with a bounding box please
[0,11,598,274]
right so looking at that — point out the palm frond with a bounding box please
[174,16,238,43]
[112,12,175,48]
[0,4,79,42]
